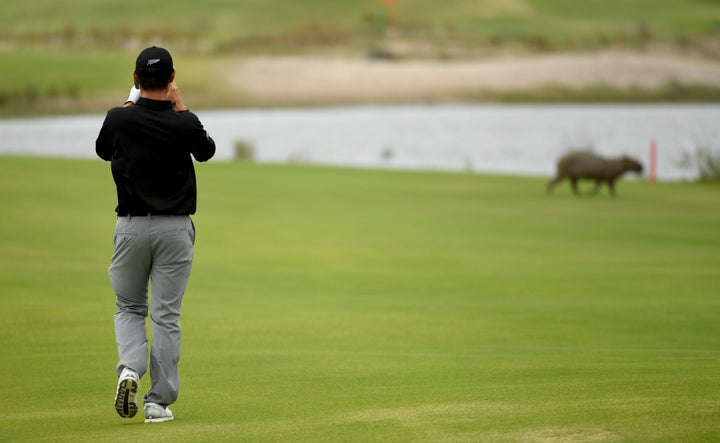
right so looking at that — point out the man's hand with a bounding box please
[167,81,187,111]
[124,86,141,107]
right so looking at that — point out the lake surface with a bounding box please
[1,104,718,180]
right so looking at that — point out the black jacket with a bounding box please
[96,98,216,215]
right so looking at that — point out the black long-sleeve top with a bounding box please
[96,98,216,216]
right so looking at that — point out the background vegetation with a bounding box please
[3,0,720,53]
[2,0,720,114]
[0,157,718,440]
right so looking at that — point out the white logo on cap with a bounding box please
[147,59,161,66]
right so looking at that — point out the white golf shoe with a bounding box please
[144,402,174,423]
[114,367,139,418]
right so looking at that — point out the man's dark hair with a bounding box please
[137,71,173,91]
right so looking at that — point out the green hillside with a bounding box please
[2,0,720,114]
[2,0,719,51]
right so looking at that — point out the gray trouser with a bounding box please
[109,215,195,407]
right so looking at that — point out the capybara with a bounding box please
[547,151,643,197]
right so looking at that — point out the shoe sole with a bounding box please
[114,377,138,418]
[144,415,174,423]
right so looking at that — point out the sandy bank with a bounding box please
[229,51,720,105]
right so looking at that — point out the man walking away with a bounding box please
[95,46,216,423]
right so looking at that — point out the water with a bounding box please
[1,104,718,180]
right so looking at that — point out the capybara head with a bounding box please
[622,156,643,174]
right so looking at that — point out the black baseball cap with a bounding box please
[135,46,174,77]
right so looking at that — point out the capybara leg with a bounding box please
[608,179,617,198]
[546,176,563,195]
[570,177,582,197]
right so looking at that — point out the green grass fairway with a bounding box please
[1,156,718,441]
